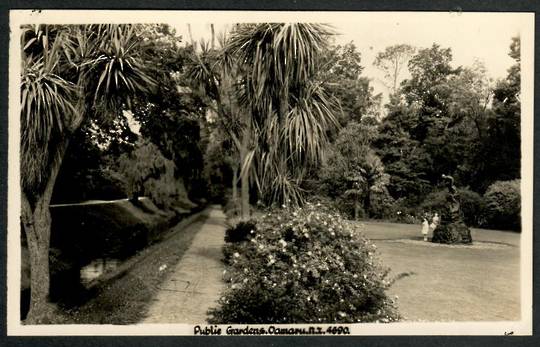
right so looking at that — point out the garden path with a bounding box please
[141,205,227,323]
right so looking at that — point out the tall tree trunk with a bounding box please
[240,168,249,220]
[21,140,68,324]
[210,24,215,50]
[187,24,194,46]
[232,165,238,215]
[239,139,250,221]
[239,116,253,221]
[364,190,371,219]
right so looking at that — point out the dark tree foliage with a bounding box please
[472,37,521,191]
[131,25,207,197]
[320,42,382,130]
[374,38,521,208]
[51,117,136,203]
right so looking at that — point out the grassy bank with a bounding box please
[21,198,201,321]
[48,209,209,324]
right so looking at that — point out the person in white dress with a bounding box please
[430,213,440,232]
[421,217,429,241]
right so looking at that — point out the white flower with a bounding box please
[159,264,167,271]
[233,252,240,258]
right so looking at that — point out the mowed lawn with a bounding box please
[359,221,521,322]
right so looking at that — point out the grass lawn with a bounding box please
[359,220,520,321]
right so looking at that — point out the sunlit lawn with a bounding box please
[359,221,521,321]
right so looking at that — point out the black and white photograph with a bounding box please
[6,9,534,336]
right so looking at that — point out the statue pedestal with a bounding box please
[431,174,473,244]
[432,222,472,244]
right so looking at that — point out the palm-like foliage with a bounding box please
[227,23,339,205]
[21,25,78,194]
[227,23,334,117]
[21,24,156,197]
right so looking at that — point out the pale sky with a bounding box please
[11,10,530,101]
[170,12,528,100]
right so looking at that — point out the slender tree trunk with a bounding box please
[354,200,360,221]
[364,190,371,219]
[232,165,238,215]
[392,59,399,94]
[239,115,253,221]
[239,137,250,221]
[187,24,194,46]
[21,140,68,324]
[210,24,215,50]
[240,169,249,220]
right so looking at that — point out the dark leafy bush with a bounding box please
[419,190,446,216]
[483,180,521,231]
[209,203,400,324]
[369,188,395,219]
[335,196,362,220]
[225,220,257,243]
[458,189,486,227]
[223,220,257,265]
[389,200,420,224]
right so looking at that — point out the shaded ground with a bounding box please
[50,209,209,324]
[360,220,520,321]
[142,205,226,323]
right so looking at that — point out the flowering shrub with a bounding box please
[209,203,400,324]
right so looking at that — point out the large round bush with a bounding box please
[483,180,521,231]
[209,203,400,324]
[458,188,486,227]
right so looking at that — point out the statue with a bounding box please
[431,174,473,244]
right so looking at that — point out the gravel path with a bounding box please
[141,205,227,323]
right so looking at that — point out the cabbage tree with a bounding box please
[226,23,339,206]
[20,24,155,323]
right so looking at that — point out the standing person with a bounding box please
[421,216,430,241]
[430,212,440,233]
